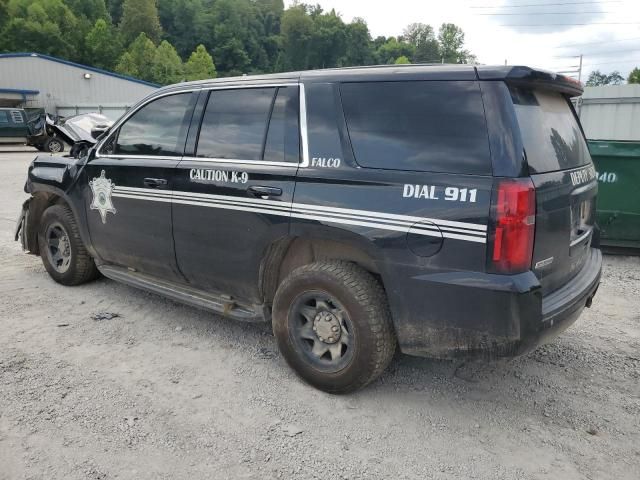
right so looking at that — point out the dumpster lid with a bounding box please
[476,65,583,97]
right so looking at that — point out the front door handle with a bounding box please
[144,178,168,188]
[247,185,282,199]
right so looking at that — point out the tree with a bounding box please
[375,37,414,64]
[0,0,79,59]
[85,18,124,70]
[119,0,162,44]
[279,4,313,71]
[340,17,373,66]
[394,55,410,64]
[403,23,439,63]
[438,23,474,64]
[184,44,216,81]
[627,67,640,84]
[586,70,625,86]
[158,0,208,58]
[308,8,347,69]
[115,32,156,81]
[152,40,183,84]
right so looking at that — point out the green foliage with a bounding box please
[119,0,162,44]
[152,40,183,84]
[184,44,216,81]
[586,70,625,87]
[115,32,156,81]
[0,0,476,82]
[438,23,474,64]
[394,55,410,65]
[280,4,313,70]
[375,37,414,65]
[403,23,438,63]
[629,67,640,84]
[1,0,79,58]
[85,18,123,69]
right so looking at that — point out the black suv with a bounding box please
[15,65,602,393]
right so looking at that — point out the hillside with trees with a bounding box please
[0,0,476,84]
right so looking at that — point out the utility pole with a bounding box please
[557,54,583,83]
[578,54,583,82]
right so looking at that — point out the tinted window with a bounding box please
[340,81,491,174]
[263,87,300,163]
[197,88,275,160]
[0,111,8,123]
[306,83,344,163]
[511,88,590,173]
[115,93,192,156]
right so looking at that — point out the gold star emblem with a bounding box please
[89,170,117,224]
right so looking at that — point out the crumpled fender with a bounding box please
[18,154,93,257]
[25,154,84,194]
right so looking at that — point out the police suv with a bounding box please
[15,65,602,393]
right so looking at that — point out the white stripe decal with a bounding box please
[114,186,487,232]
[112,187,487,243]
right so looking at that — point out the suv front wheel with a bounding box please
[38,204,99,286]
[273,261,396,393]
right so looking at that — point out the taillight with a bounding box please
[489,178,536,274]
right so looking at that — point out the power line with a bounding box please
[553,47,640,57]
[470,1,622,8]
[496,22,640,26]
[477,11,617,15]
[552,36,640,48]
[581,58,640,66]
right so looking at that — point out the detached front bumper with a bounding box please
[390,248,602,359]
[14,199,30,251]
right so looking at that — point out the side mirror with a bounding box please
[91,125,109,140]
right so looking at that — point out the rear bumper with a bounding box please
[389,248,602,358]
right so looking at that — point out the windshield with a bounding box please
[511,87,591,174]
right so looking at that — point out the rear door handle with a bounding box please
[248,185,282,199]
[144,178,168,188]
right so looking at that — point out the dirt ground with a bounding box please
[0,147,638,480]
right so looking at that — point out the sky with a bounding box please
[284,0,640,81]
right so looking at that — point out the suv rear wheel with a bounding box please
[272,261,396,393]
[38,204,99,286]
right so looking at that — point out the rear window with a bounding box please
[340,81,491,174]
[511,88,590,173]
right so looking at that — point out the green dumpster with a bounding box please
[588,140,640,250]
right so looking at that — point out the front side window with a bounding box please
[340,81,492,175]
[0,111,8,123]
[114,93,192,156]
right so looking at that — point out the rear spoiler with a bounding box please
[475,65,583,97]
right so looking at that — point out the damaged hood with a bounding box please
[52,113,113,144]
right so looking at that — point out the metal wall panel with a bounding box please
[0,55,157,117]
[578,85,640,141]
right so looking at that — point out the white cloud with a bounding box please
[285,0,640,79]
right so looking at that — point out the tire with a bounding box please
[272,261,396,394]
[44,137,64,153]
[38,204,99,286]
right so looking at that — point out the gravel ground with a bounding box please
[0,148,639,480]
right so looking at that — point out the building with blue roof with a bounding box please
[0,53,158,121]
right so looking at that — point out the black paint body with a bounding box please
[17,65,602,358]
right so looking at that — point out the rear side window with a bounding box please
[511,88,590,173]
[115,93,192,156]
[340,81,491,174]
[197,88,273,160]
